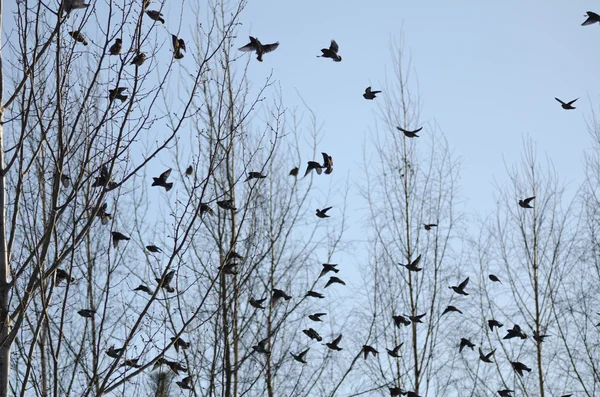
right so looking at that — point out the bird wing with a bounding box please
[365,86,372,93]
[238,38,256,51]
[160,168,172,180]
[555,97,566,105]
[172,34,179,51]
[333,334,342,344]
[396,126,423,134]
[582,12,598,25]
[567,98,579,105]
[329,40,339,53]
[410,254,422,267]
[524,196,535,204]
[322,206,332,213]
[262,42,280,53]
[321,152,330,165]
[458,277,469,290]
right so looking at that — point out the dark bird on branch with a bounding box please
[109,38,122,55]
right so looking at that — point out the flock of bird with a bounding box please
[55,1,600,395]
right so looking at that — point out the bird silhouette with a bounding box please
[289,167,299,177]
[78,309,95,318]
[303,328,322,341]
[555,97,578,110]
[56,269,74,284]
[389,387,403,397]
[92,165,114,188]
[362,345,378,359]
[582,11,600,26]
[511,361,531,376]
[497,389,514,397]
[532,330,550,343]
[130,52,147,66]
[308,312,327,322]
[325,276,345,288]
[291,348,310,364]
[96,202,112,225]
[503,324,527,340]
[109,38,122,55]
[152,169,173,191]
[217,199,236,211]
[185,166,193,176]
[406,313,426,323]
[305,290,325,299]
[322,152,334,174]
[316,207,332,218]
[271,288,292,306]
[479,347,495,363]
[450,277,469,295]
[68,31,88,45]
[133,284,153,295]
[120,358,142,368]
[106,345,124,358]
[199,203,214,217]
[363,87,381,100]
[176,376,193,390]
[252,338,270,354]
[145,10,165,23]
[386,343,403,358]
[304,161,323,177]
[392,314,411,327]
[459,338,475,353]
[488,319,504,331]
[171,336,190,352]
[396,126,422,138]
[319,263,339,278]
[319,40,342,62]
[109,87,128,102]
[424,223,437,230]
[156,270,176,293]
[249,297,267,309]
[399,254,422,272]
[245,172,267,181]
[441,305,462,316]
[326,334,343,350]
[171,34,185,59]
[165,360,187,375]
[111,232,130,248]
[238,36,279,62]
[518,196,535,208]
[488,274,501,283]
[146,245,162,253]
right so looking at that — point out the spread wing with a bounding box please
[239,37,257,52]
[458,277,469,290]
[332,334,342,344]
[396,126,424,134]
[262,42,279,53]
[160,168,172,180]
[329,39,339,53]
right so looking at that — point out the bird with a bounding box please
[325,276,345,288]
[319,263,339,278]
[319,40,342,62]
[289,167,299,177]
[78,309,95,318]
[59,173,71,188]
[176,376,193,390]
[326,334,343,351]
[304,161,323,177]
[291,348,310,364]
[238,36,279,62]
[406,313,426,323]
[156,270,176,293]
[399,254,422,272]
[396,126,422,138]
[363,87,381,100]
[305,290,325,299]
[146,245,162,253]
[389,387,403,397]
[55,269,74,284]
[171,336,190,352]
[503,324,527,340]
[130,52,147,66]
[322,152,333,174]
[518,196,535,208]
[249,297,267,309]
[62,0,89,15]
[120,358,142,368]
[511,361,531,376]
[479,347,495,363]
[165,360,187,375]
[111,232,130,248]
[303,328,322,342]
[488,274,501,283]
[459,338,475,353]
[488,319,504,331]
[185,165,193,176]
[362,345,378,359]
[96,202,112,225]
[392,314,411,327]
[441,305,462,316]
[133,284,153,295]
[424,224,437,230]
[68,31,88,46]
[316,207,332,218]
[449,277,469,295]
[226,251,244,262]
[106,345,124,358]
[109,38,122,55]
[199,203,214,217]
[533,330,550,343]
[171,34,185,59]
[555,97,578,110]
[582,11,600,26]
[145,10,165,23]
[271,288,291,306]
[152,169,173,191]
[252,338,270,354]
[220,263,238,275]
[92,165,113,188]
[109,87,128,103]
[217,199,236,211]
[308,312,327,322]
[245,172,267,181]
[386,343,403,358]
[497,389,514,397]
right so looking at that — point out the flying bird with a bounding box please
[555,97,578,110]
[305,290,325,299]
[449,277,469,295]
[582,11,600,26]
[406,313,426,323]
[497,389,514,397]
[319,263,339,278]
[533,330,550,343]
[217,199,236,211]
[488,274,501,283]
[171,336,190,352]
[488,319,504,331]
[289,167,299,177]
[78,309,96,318]
[326,334,343,351]
[145,10,165,23]
[316,207,332,218]
[303,328,322,341]
[396,126,422,138]
[304,161,323,177]
[252,338,270,354]
[146,245,162,253]
[199,203,214,217]
[362,345,378,359]
[271,288,292,306]
[511,361,531,376]
[322,152,333,174]
[106,345,124,358]
[130,52,147,66]
[68,31,88,46]
[424,224,437,230]
[120,358,142,368]
[441,305,462,316]
[109,87,128,102]
[56,269,74,284]
[399,254,422,272]
[62,0,89,15]
[319,40,342,62]
[249,297,267,309]
[386,343,403,358]
[459,338,475,353]
[176,376,193,390]
[308,312,327,322]
[133,284,153,295]
[518,196,535,208]
[503,324,527,340]
[109,38,122,55]
[479,347,495,363]
[171,34,185,59]
[96,202,112,225]
[325,276,345,288]
[291,348,309,364]
[238,36,279,62]
[363,86,381,100]
[245,172,267,181]
[111,231,130,248]
[156,270,176,293]
[392,314,411,327]
[152,169,173,191]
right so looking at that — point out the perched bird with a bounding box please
[399,254,422,272]
[69,31,88,46]
[319,40,342,62]
[303,328,322,342]
[152,168,173,191]
[362,345,378,360]
[488,319,504,331]
[582,11,600,26]
[396,126,422,138]
[322,152,333,174]
[106,345,124,358]
[109,38,122,55]
[78,309,95,318]
[171,34,185,59]
[109,87,128,103]
[326,334,343,351]
[308,312,327,322]
[488,274,501,283]
[271,288,292,306]
[316,207,332,218]
[392,314,411,327]
[319,263,339,278]
[325,276,345,288]
[511,361,531,377]
[533,330,550,343]
[62,0,89,15]
[156,270,176,293]
[245,172,267,181]
[424,224,437,230]
[304,161,323,177]
[363,87,381,100]
[176,376,193,390]
[459,338,475,353]
[503,324,527,340]
[199,203,214,217]
[441,305,462,316]
[111,231,130,248]
[407,313,426,323]
[386,343,403,358]
[171,336,190,352]
[518,196,535,208]
[238,36,279,62]
[217,199,236,211]
[120,358,142,368]
[450,277,469,295]
[146,245,162,253]
[289,167,299,177]
[479,347,495,363]
[555,97,578,110]
[130,52,147,66]
[497,390,514,397]
[253,338,270,354]
[185,165,193,176]
[249,297,267,309]
[145,10,165,23]
[305,290,325,299]
[56,269,74,284]
[133,284,153,295]
[291,348,310,364]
